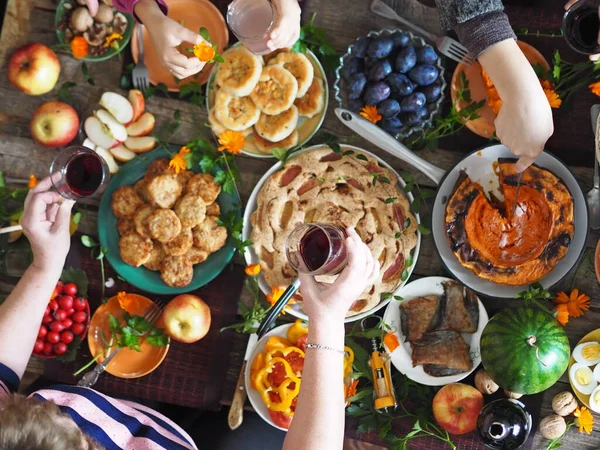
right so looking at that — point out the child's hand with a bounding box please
[267,0,301,51]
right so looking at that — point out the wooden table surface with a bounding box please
[2,0,600,448]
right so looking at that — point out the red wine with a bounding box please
[299,226,347,274]
[65,153,103,197]
[563,3,600,54]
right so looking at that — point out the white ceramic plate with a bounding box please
[242,144,422,323]
[431,145,588,298]
[245,323,294,431]
[382,276,488,386]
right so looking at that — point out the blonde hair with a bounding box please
[0,394,104,450]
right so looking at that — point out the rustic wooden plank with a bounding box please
[0,0,33,62]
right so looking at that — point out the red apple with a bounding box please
[432,383,484,435]
[30,101,79,148]
[8,43,60,95]
[160,294,211,344]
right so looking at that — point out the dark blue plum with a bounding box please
[408,65,439,86]
[363,82,391,105]
[416,107,429,120]
[367,59,393,82]
[391,31,410,48]
[395,46,417,73]
[378,99,401,119]
[352,37,370,59]
[415,45,438,64]
[400,92,426,112]
[348,73,367,100]
[343,57,364,81]
[387,73,414,96]
[399,112,423,127]
[419,82,442,103]
[348,98,364,113]
[367,37,394,59]
[381,116,403,134]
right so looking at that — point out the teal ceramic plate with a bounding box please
[55,0,134,62]
[98,148,237,294]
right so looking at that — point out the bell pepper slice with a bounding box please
[287,319,308,345]
[264,336,293,353]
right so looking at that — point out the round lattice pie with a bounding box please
[250,147,418,316]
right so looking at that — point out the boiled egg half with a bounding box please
[573,342,600,366]
[570,363,597,395]
[590,385,600,413]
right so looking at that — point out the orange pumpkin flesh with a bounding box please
[445,159,574,285]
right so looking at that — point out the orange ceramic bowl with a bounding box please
[87,294,169,378]
[450,41,550,139]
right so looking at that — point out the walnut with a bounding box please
[504,390,523,399]
[70,7,94,32]
[552,391,578,416]
[95,4,114,24]
[474,369,499,395]
[539,414,566,440]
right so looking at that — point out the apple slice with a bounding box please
[126,112,155,137]
[84,116,117,149]
[110,144,137,163]
[124,136,156,153]
[95,109,128,142]
[82,138,96,150]
[95,146,120,174]
[99,92,134,124]
[128,89,145,123]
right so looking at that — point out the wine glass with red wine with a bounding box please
[49,146,110,200]
[286,223,348,276]
[563,0,600,55]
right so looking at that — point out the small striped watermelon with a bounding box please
[480,306,570,395]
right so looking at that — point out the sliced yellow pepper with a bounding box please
[264,336,293,353]
[265,346,305,365]
[255,357,300,415]
[250,352,265,389]
[287,319,308,344]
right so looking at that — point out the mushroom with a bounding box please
[95,3,114,24]
[83,23,108,46]
[112,12,128,36]
[70,7,94,32]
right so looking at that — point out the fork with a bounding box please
[77,300,165,388]
[132,24,150,92]
[370,0,475,66]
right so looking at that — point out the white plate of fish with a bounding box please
[382,276,488,386]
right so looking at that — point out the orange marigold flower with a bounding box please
[359,105,382,124]
[575,406,594,434]
[245,264,261,276]
[554,289,590,318]
[266,286,285,307]
[544,89,562,109]
[383,332,400,352]
[104,32,123,49]
[117,291,144,314]
[28,174,38,189]
[193,41,216,62]
[555,304,569,326]
[345,379,359,402]
[590,82,600,97]
[169,146,191,174]
[70,36,88,59]
[540,79,554,90]
[218,130,245,155]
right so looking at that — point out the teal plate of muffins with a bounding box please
[98,147,237,295]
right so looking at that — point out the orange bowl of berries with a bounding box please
[33,279,91,359]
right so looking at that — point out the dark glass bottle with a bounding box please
[563,0,600,55]
[477,399,532,450]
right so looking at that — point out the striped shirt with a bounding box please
[0,363,197,450]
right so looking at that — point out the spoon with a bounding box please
[587,104,600,229]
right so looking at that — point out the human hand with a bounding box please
[565,0,600,61]
[268,0,301,51]
[298,228,380,321]
[21,174,74,273]
[83,0,98,16]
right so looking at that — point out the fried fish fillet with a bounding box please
[410,331,472,376]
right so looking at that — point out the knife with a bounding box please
[228,332,258,430]
[511,171,523,217]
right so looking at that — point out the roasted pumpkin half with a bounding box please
[445,159,574,285]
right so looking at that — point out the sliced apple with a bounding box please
[84,116,117,149]
[82,138,96,150]
[95,109,128,142]
[110,143,137,163]
[99,92,134,124]
[128,89,145,123]
[95,146,120,174]
[124,136,156,153]
[126,112,155,137]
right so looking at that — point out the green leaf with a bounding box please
[60,267,89,297]
[394,232,402,239]
[381,292,393,299]
[199,27,211,41]
[346,404,372,417]
[81,235,97,248]
[214,54,225,63]
[344,337,372,381]
[355,154,368,161]
[199,155,216,173]
[56,335,82,362]
[385,197,397,204]
[0,172,5,188]
[108,314,120,332]
[405,255,413,267]
[417,224,431,235]
[127,315,153,334]
[271,147,289,162]
[347,388,374,403]
[58,81,76,103]
[379,176,391,184]
[394,295,403,301]
[72,211,83,225]
[174,109,181,121]
[213,170,227,185]
[401,269,408,281]
[403,218,411,229]
[81,63,95,85]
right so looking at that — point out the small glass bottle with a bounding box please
[477,398,532,450]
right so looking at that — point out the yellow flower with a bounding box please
[575,406,594,434]
[104,32,123,48]
[544,89,562,109]
[28,174,38,189]
[193,41,216,62]
[554,289,590,318]
[266,286,285,307]
[245,264,261,276]
[117,291,144,314]
[555,304,569,326]
[359,105,382,124]
[218,130,245,155]
[169,146,191,174]
[590,82,600,97]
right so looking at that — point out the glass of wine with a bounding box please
[563,0,600,55]
[49,146,110,200]
[226,0,275,56]
[286,223,348,276]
